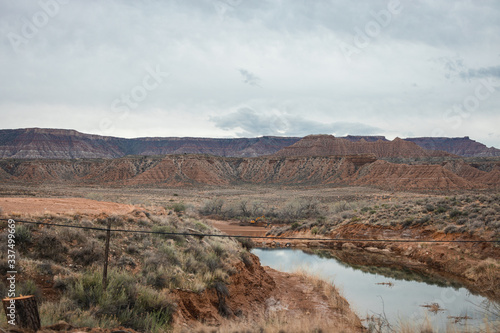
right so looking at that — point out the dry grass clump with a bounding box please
[464,258,500,293]
[190,312,360,333]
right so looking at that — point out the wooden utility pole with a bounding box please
[102,220,111,290]
[2,295,41,331]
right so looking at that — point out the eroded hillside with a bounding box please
[0,154,498,191]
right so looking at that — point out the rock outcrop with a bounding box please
[273,135,453,159]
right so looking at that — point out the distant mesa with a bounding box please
[0,128,300,159]
[405,137,500,157]
[0,128,498,159]
[0,128,498,191]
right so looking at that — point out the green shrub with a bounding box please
[152,225,184,244]
[15,225,32,245]
[171,203,186,213]
[316,215,326,223]
[332,201,351,213]
[194,221,209,232]
[69,240,103,266]
[68,270,103,309]
[34,233,68,262]
[402,217,415,228]
[435,206,447,214]
[311,226,319,235]
[17,279,42,301]
[425,204,435,212]
[444,225,458,234]
[449,209,462,218]
[416,215,430,224]
[291,222,300,230]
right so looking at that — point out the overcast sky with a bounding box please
[1,0,500,147]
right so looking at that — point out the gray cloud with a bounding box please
[0,1,499,148]
[210,108,381,137]
[238,69,261,87]
[460,65,500,80]
[434,57,500,81]
[434,56,467,80]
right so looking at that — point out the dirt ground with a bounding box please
[209,219,268,237]
[0,197,139,216]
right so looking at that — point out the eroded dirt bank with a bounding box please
[173,254,364,332]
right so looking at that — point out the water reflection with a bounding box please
[252,248,499,332]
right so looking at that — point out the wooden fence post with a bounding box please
[102,220,111,290]
[2,295,41,331]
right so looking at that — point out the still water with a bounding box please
[252,248,498,331]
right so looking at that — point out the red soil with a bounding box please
[0,197,138,216]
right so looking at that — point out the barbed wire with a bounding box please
[1,218,498,244]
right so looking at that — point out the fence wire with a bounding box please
[1,218,498,244]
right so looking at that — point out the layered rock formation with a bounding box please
[0,128,300,159]
[2,129,499,159]
[273,135,453,159]
[1,154,497,190]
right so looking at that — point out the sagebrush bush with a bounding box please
[69,240,103,266]
[444,225,458,234]
[15,224,32,245]
[170,202,186,213]
[17,279,42,301]
[152,225,184,244]
[435,206,448,214]
[34,232,67,262]
[59,227,86,244]
[449,209,462,218]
